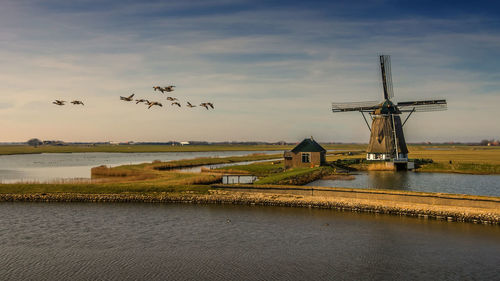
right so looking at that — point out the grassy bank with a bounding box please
[416,162,500,174]
[0,182,211,195]
[151,154,280,170]
[256,166,334,185]
[212,160,334,185]
[0,144,367,155]
[213,161,285,176]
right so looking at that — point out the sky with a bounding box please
[1,0,500,143]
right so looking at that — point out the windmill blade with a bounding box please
[397,99,447,112]
[332,101,381,112]
[380,55,394,100]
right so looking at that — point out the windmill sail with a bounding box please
[380,55,394,100]
[332,101,381,112]
[397,99,447,112]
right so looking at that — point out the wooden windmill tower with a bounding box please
[332,55,447,167]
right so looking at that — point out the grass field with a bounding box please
[0,144,367,155]
[409,146,500,174]
[326,145,500,174]
[408,146,500,164]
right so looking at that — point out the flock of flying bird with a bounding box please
[52,100,83,106]
[52,85,215,110]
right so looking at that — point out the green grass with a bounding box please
[0,144,368,155]
[256,166,333,185]
[408,145,500,165]
[416,162,500,174]
[0,144,289,155]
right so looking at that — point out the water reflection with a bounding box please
[306,171,500,197]
[366,171,410,190]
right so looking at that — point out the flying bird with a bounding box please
[171,102,181,107]
[186,102,196,108]
[147,101,162,109]
[164,85,175,92]
[207,102,214,109]
[200,103,209,110]
[70,100,84,105]
[166,97,178,101]
[153,86,168,93]
[53,100,66,106]
[120,94,135,101]
[135,99,148,104]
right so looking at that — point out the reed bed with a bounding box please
[200,167,250,174]
[175,174,222,185]
[321,174,355,180]
[152,154,280,170]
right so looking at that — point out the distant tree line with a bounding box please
[480,139,500,146]
[26,139,67,147]
[27,138,43,147]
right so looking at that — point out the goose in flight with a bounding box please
[171,102,181,107]
[153,86,163,92]
[135,99,148,104]
[207,102,214,109]
[164,85,175,92]
[200,103,209,110]
[120,93,135,101]
[186,102,196,108]
[166,96,178,101]
[147,101,162,109]
[70,100,84,105]
[53,100,66,106]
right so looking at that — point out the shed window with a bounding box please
[301,153,310,163]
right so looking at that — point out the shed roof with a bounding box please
[291,138,326,153]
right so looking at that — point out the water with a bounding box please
[0,203,498,280]
[0,151,278,183]
[306,171,500,197]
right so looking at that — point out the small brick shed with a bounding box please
[283,138,326,169]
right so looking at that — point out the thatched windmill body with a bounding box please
[332,55,447,164]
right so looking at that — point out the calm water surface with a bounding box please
[0,203,499,280]
[307,171,500,197]
[0,151,277,183]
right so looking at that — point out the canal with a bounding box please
[0,203,498,280]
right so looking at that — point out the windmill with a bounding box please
[332,55,447,167]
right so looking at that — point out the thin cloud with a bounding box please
[0,0,499,142]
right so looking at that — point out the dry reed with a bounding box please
[321,174,355,180]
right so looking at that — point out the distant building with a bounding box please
[283,137,326,169]
[488,140,500,146]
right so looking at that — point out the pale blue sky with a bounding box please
[1,0,499,142]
